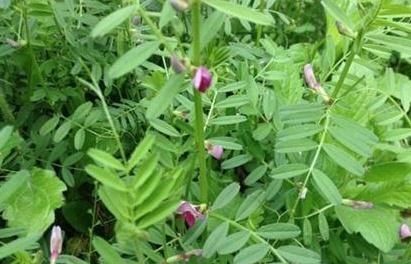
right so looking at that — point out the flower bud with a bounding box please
[342,199,373,209]
[303,64,331,103]
[165,249,202,262]
[170,0,189,12]
[170,55,186,74]
[193,66,212,93]
[131,16,141,26]
[335,21,357,38]
[299,186,308,200]
[50,226,63,264]
[400,223,411,239]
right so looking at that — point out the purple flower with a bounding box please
[170,55,186,74]
[170,0,189,12]
[207,144,224,160]
[193,66,212,93]
[50,226,63,264]
[176,201,204,227]
[400,224,411,239]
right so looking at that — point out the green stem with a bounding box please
[331,47,356,99]
[210,213,288,263]
[139,7,174,54]
[191,0,208,203]
[255,0,265,45]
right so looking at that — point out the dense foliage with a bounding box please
[1,0,411,263]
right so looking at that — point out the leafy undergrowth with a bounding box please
[1,0,411,263]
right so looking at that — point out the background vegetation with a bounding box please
[0,0,411,263]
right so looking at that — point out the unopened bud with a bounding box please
[165,249,202,263]
[5,38,25,48]
[335,21,357,38]
[170,55,186,74]
[303,64,331,103]
[342,199,373,209]
[400,223,411,239]
[132,16,141,26]
[50,226,63,264]
[169,0,189,12]
[205,141,223,160]
[193,66,212,93]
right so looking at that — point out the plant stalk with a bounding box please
[191,0,208,203]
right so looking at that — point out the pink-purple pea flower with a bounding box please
[176,201,204,228]
[193,66,212,93]
[400,223,411,239]
[50,225,63,264]
[207,144,224,160]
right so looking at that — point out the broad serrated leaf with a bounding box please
[202,0,273,26]
[257,223,301,240]
[277,245,321,264]
[109,41,160,79]
[87,148,126,171]
[233,243,269,264]
[218,231,250,255]
[203,222,229,258]
[312,169,342,205]
[212,182,240,210]
[92,236,126,264]
[335,206,398,252]
[0,170,30,205]
[323,144,364,176]
[235,190,265,221]
[91,5,136,38]
[270,163,309,179]
[85,165,126,191]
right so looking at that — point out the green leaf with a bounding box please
[323,144,364,176]
[277,245,321,264]
[109,41,160,79]
[0,235,39,259]
[212,182,240,210]
[303,218,313,245]
[136,199,180,229]
[221,154,252,169]
[150,118,181,137]
[218,231,250,255]
[56,255,89,264]
[276,139,317,153]
[321,0,354,30]
[159,1,175,29]
[3,169,67,234]
[53,121,72,143]
[146,75,185,120]
[91,5,136,38]
[131,154,158,190]
[382,128,411,141]
[252,123,272,141]
[318,212,329,241]
[200,11,226,51]
[207,137,243,150]
[92,236,126,264]
[235,190,265,221]
[355,182,411,208]
[0,125,13,149]
[328,126,372,157]
[72,102,93,121]
[270,163,309,179]
[85,165,127,191]
[98,186,130,222]
[312,169,342,205]
[209,115,247,125]
[277,124,322,141]
[335,206,399,252]
[127,134,156,171]
[233,243,269,264]
[203,0,273,26]
[74,128,85,150]
[203,222,229,258]
[87,148,126,171]
[245,165,267,185]
[0,170,30,205]
[364,162,411,182]
[365,34,411,57]
[257,223,301,240]
[40,116,59,136]
[215,95,249,109]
